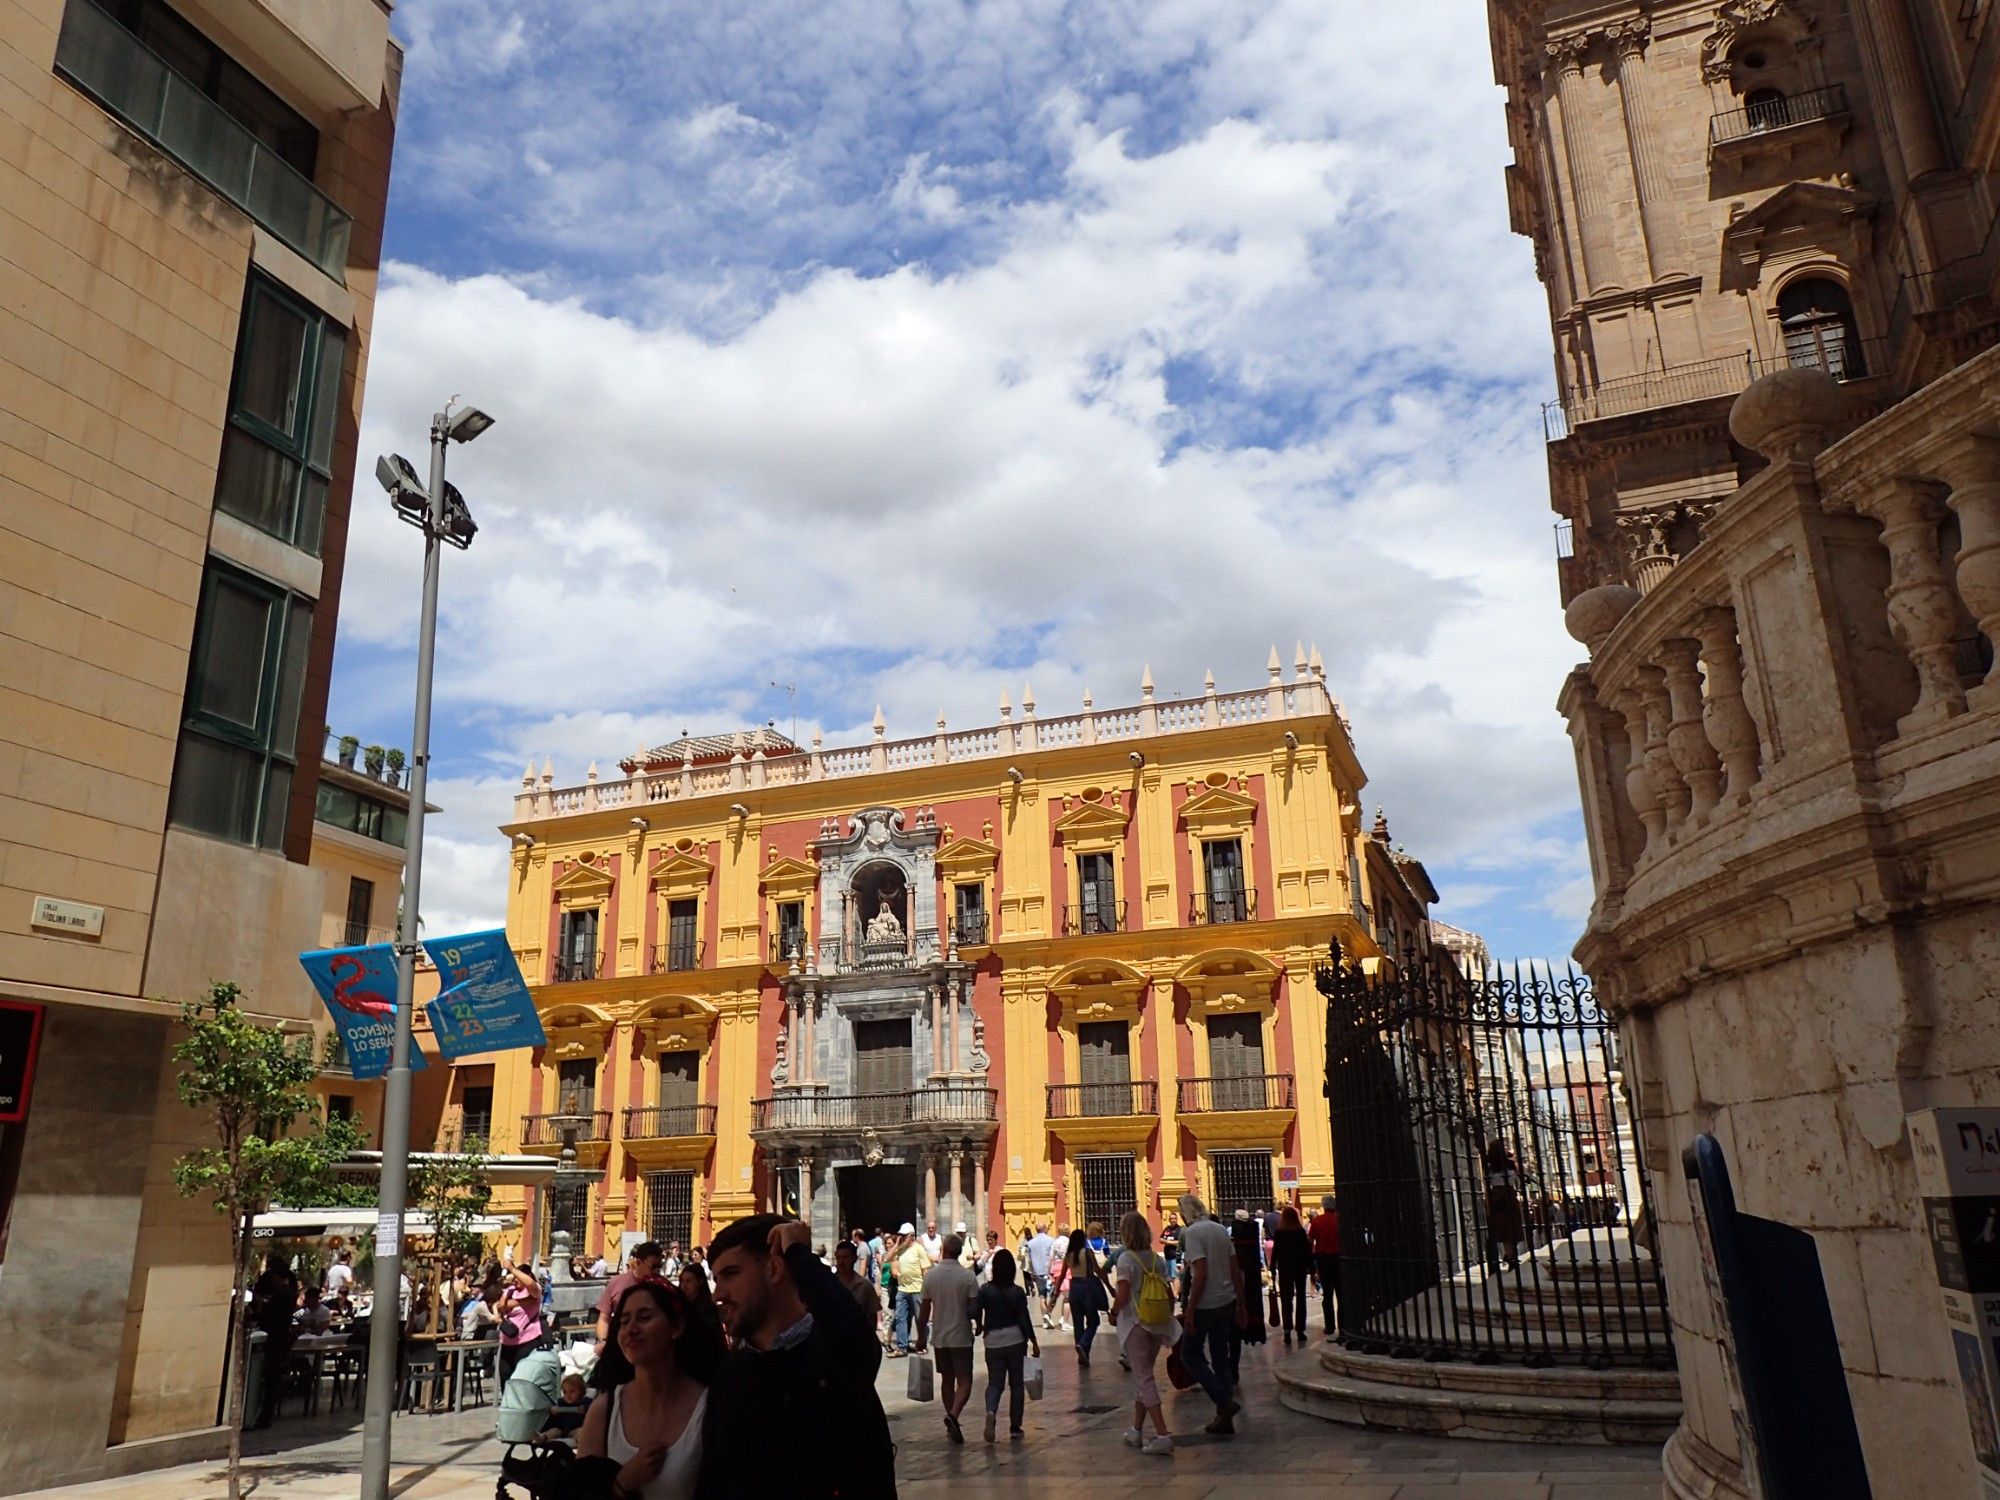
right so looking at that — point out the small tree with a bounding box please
[413,1146,493,1279]
[171,982,364,1500]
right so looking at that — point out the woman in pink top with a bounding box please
[496,1261,546,1386]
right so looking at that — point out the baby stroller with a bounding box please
[494,1348,579,1500]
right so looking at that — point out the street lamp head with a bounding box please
[377,453,429,528]
[445,406,496,444]
[439,480,478,551]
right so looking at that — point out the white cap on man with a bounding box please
[899,1221,916,1234]
[954,1221,968,1233]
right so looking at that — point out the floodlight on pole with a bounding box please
[358,403,492,1500]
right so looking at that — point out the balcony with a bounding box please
[954,911,991,947]
[1188,889,1257,925]
[770,930,808,963]
[552,950,604,983]
[1178,1074,1296,1113]
[651,939,705,974]
[54,0,352,280]
[434,1118,492,1154]
[623,1104,718,1168]
[1062,900,1127,937]
[520,1111,613,1146]
[1045,1080,1159,1152]
[1709,83,1848,153]
[750,1085,998,1136]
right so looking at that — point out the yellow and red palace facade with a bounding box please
[471,651,1421,1258]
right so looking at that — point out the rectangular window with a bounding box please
[1077,1153,1138,1240]
[853,1018,912,1124]
[658,1050,700,1132]
[1207,1014,1267,1111]
[1202,838,1248,923]
[1075,852,1118,934]
[541,1182,590,1258]
[954,883,987,944]
[313,780,408,846]
[666,899,700,971]
[343,877,373,946]
[556,909,599,981]
[1079,1020,1132,1116]
[168,560,313,850]
[1210,1147,1276,1219]
[460,1085,493,1150]
[213,276,347,553]
[556,1058,596,1117]
[775,901,805,961]
[644,1170,695,1251]
[327,1094,354,1122]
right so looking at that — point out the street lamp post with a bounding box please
[360,404,490,1500]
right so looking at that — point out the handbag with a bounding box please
[906,1353,935,1402]
[1022,1354,1044,1401]
[1268,1284,1280,1323]
[1165,1346,1197,1390]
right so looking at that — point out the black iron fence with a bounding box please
[1178,1073,1295,1113]
[552,950,603,982]
[520,1110,614,1146]
[1317,940,1673,1369]
[1046,1080,1159,1118]
[1188,888,1257,925]
[651,939,705,974]
[1708,82,1848,146]
[623,1104,718,1138]
[1062,900,1127,936]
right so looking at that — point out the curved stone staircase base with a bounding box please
[1274,1341,1682,1446]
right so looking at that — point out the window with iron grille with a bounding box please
[541,1182,590,1256]
[1077,1154,1138,1239]
[1210,1148,1275,1218]
[645,1170,695,1251]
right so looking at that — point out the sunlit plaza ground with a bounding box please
[23,1332,1664,1500]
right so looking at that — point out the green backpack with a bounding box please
[1133,1250,1174,1329]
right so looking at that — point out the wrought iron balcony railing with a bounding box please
[954,911,990,946]
[54,0,352,279]
[623,1104,718,1139]
[552,950,604,983]
[752,1086,998,1132]
[1188,888,1257,925]
[1177,1074,1296,1113]
[520,1111,613,1146]
[651,940,705,974]
[770,930,808,963]
[1046,1080,1159,1119]
[1062,900,1127,936]
[1709,83,1848,147]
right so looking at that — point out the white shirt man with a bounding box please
[324,1255,355,1298]
[920,1221,944,1260]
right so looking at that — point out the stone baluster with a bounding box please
[1638,667,1691,831]
[1657,639,1723,822]
[935,711,948,763]
[1610,688,1666,856]
[1858,478,1969,731]
[1694,607,1762,805]
[1936,439,2000,709]
[1139,666,1158,735]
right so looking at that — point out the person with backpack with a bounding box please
[1110,1210,1178,1456]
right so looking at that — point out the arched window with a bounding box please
[1744,86,1787,130]
[1778,277,1863,379]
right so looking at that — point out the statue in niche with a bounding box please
[866,885,906,943]
[770,1019,789,1086]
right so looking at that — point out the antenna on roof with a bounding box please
[770,680,798,743]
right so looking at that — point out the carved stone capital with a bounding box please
[1607,19,1650,59]
[1545,30,1594,72]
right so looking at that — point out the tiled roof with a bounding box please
[626,726,799,769]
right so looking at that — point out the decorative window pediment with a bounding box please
[1048,957,1148,1024]
[552,857,614,908]
[757,855,819,900]
[1053,800,1130,849]
[649,850,714,897]
[632,993,721,1050]
[540,1002,615,1061]
[936,835,1000,879]
[1175,948,1282,1016]
[1178,785,1258,833]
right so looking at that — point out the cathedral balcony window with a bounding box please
[1708,82,1848,156]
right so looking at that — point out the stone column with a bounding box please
[1862,478,1970,730]
[948,1148,964,1231]
[1695,608,1764,805]
[800,991,816,1086]
[929,983,943,1077]
[923,1153,939,1226]
[972,1150,988,1241]
[1607,21,1674,281]
[1547,32,1621,295]
[1937,439,2000,708]
[1657,639,1724,821]
[1852,0,1946,184]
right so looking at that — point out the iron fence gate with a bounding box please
[1076,1153,1137,1237]
[1317,939,1673,1369]
[1210,1148,1275,1218]
[645,1170,695,1251]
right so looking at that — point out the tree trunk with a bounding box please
[224,1208,252,1500]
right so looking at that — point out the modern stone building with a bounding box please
[1489,0,2000,1494]
[468,656,1457,1260]
[0,0,399,1488]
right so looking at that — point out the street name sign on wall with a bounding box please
[298,942,429,1081]
[421,930,546,1060]
[0,1000,46,1121]
[1910,1107,2000,1499]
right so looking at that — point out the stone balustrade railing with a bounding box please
[513,655,1344,821]
[1560,354,2000,937]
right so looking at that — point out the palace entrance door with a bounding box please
[838,1163,918,1237]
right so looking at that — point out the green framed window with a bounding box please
[167,560,314,849]
[213,275,346,554]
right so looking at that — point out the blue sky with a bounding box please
[326,0,1591,963]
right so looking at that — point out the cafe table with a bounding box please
[433,1339,497,1412]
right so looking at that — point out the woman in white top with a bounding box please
[577,1280,725,1500]
[1110,1210,1181,1456]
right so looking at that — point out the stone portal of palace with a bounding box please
[753,805,998,1250]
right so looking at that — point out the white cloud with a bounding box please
[341,0,1586,959]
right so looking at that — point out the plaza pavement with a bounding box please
[22,1327,1666,1499]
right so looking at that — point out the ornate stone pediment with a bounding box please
[1178,785,1258,832]
[1699,0,1813,82]
[1720,183,1873,290]
[649,850,714,895]
[1176,948,1282,1016]
[936,835,1000,878]
[1053,800,1130,845]
[630,993,720,1050]
[551,857,614,907]
[1048,957,1148,1023]
[540,1002,615,1061]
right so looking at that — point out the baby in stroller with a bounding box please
[495,1345,598,1500]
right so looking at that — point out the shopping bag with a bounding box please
[1165,1346,1197,1390]
[1268,1285,1280,1324]
[1022,1354,1044,1401]
[906,1353,935,1402]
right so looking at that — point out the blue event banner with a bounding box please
[421,930,546,1060]
[297,942,429,1081]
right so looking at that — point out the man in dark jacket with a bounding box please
[698,1213,895,1499]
